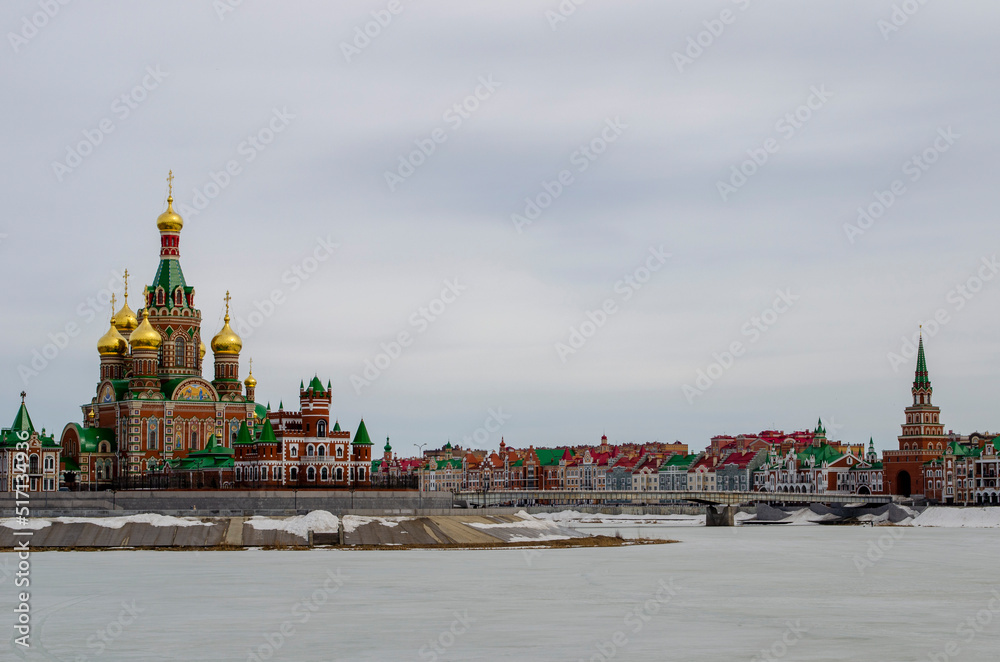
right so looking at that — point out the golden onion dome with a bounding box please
[112,300,139,332]
[244,372,257,389]
[211,314,242,355]
[199,341,207,360]
[156,196,184,232]
[130,309,162,350]
[97,321,127,356]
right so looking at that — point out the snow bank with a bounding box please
[0,518,52,530]
[2,514,214,530]
[534,510,707,525]
[341,515,413,533]
[247,511,339,538]
[909,507,1000,528]
[507,533,572,543]
[467,512,561,531]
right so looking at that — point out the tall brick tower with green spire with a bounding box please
[883,332,947,497]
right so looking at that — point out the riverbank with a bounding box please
[1,511,668,551]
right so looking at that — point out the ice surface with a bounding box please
[13,527,1000,661]
[246,510,339,538]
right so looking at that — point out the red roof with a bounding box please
[720,451,757,468]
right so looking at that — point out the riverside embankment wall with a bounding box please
[0,490,454,517]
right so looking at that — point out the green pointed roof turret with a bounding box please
[279,400,283,411]
[353,419,373,445]
[259,418,277,443]
[234,421,254,445]
[333,420,341,432]
[327,379,332,390]
[384,436,392,453]
[11,393,34,435]
[815,418,825,435]
[444,440,453,450]
[300,380,304,389]
[309,375,325,393]
[915,332,931,387]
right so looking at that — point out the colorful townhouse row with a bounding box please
[415,426,883,497]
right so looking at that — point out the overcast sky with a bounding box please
[3,1,998,456]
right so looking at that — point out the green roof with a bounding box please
[175,434,234,470]
[73,426,116,453]
[147,258,192,308]
[797,443,842,467]
[333,420,341,432]
[353,419,373,445]
[11,402,34,435]
[947,441,981,458]
[62,457,81,471]
[1,400,58,449]
[254,403,268,421]
[234,421,254,445]
[431,458,462,470]
[308,376,325,393]
[915,334,930,386]
[534,448,565,466]
[384,437,392,453]
[258,419,278,444]
[660,454,698,470]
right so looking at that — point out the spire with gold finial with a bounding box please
[244,357,257,389]
[97,293,128,356]
[157,170,184,233]
[211,291,243,355]
[111,268,139,332]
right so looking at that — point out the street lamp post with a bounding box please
[416,443,427,513]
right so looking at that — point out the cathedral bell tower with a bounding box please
[211,291,243,398]
[144,171,203,378]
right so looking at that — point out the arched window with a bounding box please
[174,336,186,367]
[191,430,198,450]
[307,444,314,457]
[29,454,39,474]
[148,420,158,450]
[307,467,316,481]
[290,467,298,481]
[318,446,325,457]
[318,420,327,437]
[336,446,343,458]
[336,467,343,481]
[321,467,328,481]
[44,456,54,472]
[157,288,165,305]
[358,468,365,481]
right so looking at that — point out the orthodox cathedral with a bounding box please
[53,174,372,489]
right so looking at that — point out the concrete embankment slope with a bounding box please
[342,514,585,546]
[0,512,585,549]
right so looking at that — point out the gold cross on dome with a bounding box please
[248,358,253,373]
[123,269,129,301]
[166,170,174,197]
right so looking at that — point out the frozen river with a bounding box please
[4,525,999,661]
